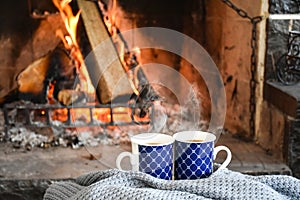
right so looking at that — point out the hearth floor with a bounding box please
[0,133,292,199]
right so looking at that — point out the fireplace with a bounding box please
[0,0,299,185]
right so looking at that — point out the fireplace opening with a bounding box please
[0,0,166,150]
[0,1,300,196]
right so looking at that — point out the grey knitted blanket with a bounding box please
[44,168,300,200]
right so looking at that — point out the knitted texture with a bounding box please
[44,168,300,200]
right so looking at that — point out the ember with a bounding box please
[0,101,207,150]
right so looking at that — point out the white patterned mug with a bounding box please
[116,133,174,180]
[173,131,232,179]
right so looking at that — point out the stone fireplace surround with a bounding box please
[263,0,300,179]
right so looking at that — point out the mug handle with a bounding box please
[213,145,232,171]
[116,152,138,171]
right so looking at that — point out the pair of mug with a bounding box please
[116,131,232,180]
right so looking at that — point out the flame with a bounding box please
[99,0,117,36]
[97,0,140,96]
[47,81,56,103]
[52,0,95,94]
[51,108,69,122]
[48,0,150,127]
[49,105,149,125]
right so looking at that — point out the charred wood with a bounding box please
[0,45,79,106]
[77,0,134,104]
[97,0,160,117]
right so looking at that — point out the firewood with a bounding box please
[3,53,52,104]
[57,89,85,106]
[17,54,50,95]
[0,45,78,105]
[17,46,77,104]
[77,0,134,104]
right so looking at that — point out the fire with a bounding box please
[98,0,140,97]
[49,105,149,125]
[52,0,95,94]
[47,81,56,104]
[47,0,150,127]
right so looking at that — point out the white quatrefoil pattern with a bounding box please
[175,141,214,179]
[138,144,173,180]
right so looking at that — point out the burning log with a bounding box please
[17,55,50,97]
[0,45,80,105]
[57,90,85,106]
[77,0,135,104]
[88,0,159,115]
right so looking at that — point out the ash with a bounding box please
[0,102,208,150]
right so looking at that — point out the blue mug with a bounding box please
[173,131,232,180]
[116,133,174,180]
